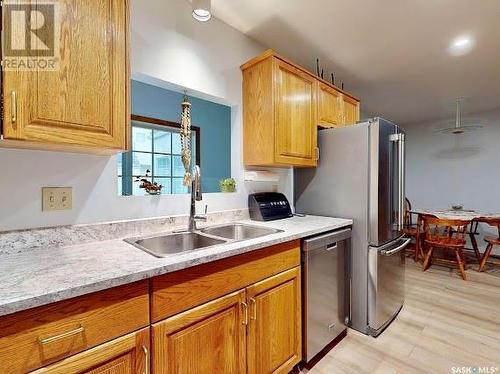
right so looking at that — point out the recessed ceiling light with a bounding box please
[192,0,212,22]
[448,35,475,56]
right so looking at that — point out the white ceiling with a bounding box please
[211,0,500,124]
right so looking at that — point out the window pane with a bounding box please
[132,152,152,176]
[117,154,123,176]
[133,177,152,196]
[117,176,122,195]
[172,177,189,194]
[172,132,182,154]
[154,177,172,194]
[154,154,171,176]
[154,130,171,153]
[132,127,152,152]
[173,155,186,177]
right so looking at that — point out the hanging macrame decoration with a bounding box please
[180,95,192,186]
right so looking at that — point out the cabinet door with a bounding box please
[318,83,342,128]
[274,59,318,167]
[152,290,247,374]
[31,328,149,374]
[246,267,302,374]
[341,95,360,126]
[3,0,129,152]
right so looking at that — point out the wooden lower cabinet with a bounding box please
[32,328,149,374]
[0,242,302,374]
[152,266,302,374]
[247,267,302,374]
[152,290,247,374]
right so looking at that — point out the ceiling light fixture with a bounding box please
[437,98,484,135]
[448,35,475,56]
[192,0,211,22]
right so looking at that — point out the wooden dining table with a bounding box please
[410,209,500,221]
[409,208,500,265]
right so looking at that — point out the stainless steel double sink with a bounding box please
[125,223,282,258]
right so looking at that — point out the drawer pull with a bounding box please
[250,297,257,320]
[142,345,149,374]
[11,91,17,124]
[38,325,85,345]
[241,302,248,325]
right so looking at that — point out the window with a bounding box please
[118,116,199,196]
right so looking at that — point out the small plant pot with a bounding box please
[220,185,236,193]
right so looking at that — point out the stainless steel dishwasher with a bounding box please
[302,228,351,364]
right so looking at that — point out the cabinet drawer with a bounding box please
[0,281,149,373]
[31,327,149,374]
[151,240,300,322]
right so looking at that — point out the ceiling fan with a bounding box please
[437,98,484,135]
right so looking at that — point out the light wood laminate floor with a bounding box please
[309,260,500,374]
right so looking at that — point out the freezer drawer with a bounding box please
[368,237,409,335]
[302,228,351,362]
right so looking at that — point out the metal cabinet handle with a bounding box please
[326,243,338,251]
[249,298,257,320]
[38,325,85,345]
[142,345,149,374]
[242,302,248,325]
[11,91,17,123]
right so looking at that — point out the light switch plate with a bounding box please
[42,187,73,211]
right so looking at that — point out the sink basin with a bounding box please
[200,223,282,240]
[127,232,226,258]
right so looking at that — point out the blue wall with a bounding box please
[131,80,232,192]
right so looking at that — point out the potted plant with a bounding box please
[219,178,236,193]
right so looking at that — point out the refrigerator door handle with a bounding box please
[399,133,405,232]
[391,133,405,232]
[380,237,411,256]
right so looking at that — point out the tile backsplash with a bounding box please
[0,209,249,255]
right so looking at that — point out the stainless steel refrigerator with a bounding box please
[295,117,410,336]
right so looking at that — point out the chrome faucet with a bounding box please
[188,165,207,232]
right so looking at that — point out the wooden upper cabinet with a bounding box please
[246,267,302,374]
[274,59,318,166]
[152,290,247,374]
[341,94,360,126]
[242,50,360,166]
[31,328,149,374]
[2,0,130,154]
[318,82,342,128]
[318,84,360,128]
[242,53,318,167]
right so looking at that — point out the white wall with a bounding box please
[0,0,293,232]
[404,107,500,212]
[403,107,500,253]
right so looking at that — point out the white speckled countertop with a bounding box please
[0,215,352,317]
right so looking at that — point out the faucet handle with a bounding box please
[204,204,208,215]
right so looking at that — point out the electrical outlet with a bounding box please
[42,187,73,211]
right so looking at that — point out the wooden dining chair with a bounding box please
[466,218,483,264]
[403,198,424,261]
[421,216,470,280]
[475,217,500,272]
